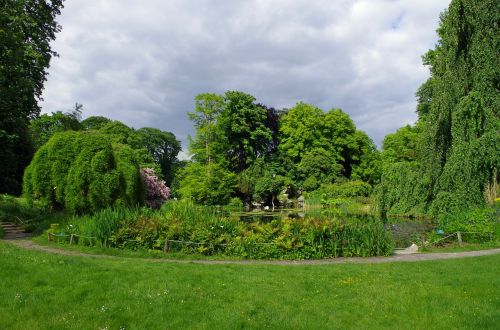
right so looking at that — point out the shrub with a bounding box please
[437,207,498,243]
[58,202,394,259]
[314,180,372,199]
[178,162,238,205]
[226,197,244,210]
[23,131,144,213]
[140,168,170,209]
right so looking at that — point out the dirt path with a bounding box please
[3,238,500,266]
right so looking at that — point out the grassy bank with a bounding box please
[1,241,499,329]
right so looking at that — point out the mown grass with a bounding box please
[421,241,500,253]
[1,241,499,329]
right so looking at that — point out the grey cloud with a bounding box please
[41,0,451,153]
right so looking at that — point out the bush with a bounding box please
[177,162,237,205]
[0,194,41,222]
[56,202,394,259]
[226,197,244,210]
[140,168,170,209]
[437,207,498,243]
[312,180,372,200]
[23,131,144,213]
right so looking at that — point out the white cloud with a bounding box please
[41,0,450,149]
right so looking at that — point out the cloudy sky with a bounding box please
[41,0,450,155]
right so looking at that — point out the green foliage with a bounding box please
[23,131,144,213]
[99,120,135,143]
[129,127,181,186]
[0,194,70,234]
[0,124,33,195]
[381,125,421,164]
[0,194,41,223]
[177,162,237,205]
[219,91,273,172]
[181,93,237,204]
[226,197,244,210]
[437,207,499,243]
[75,208,150,246]
[29,109,82,149]
[0,0,64,194]
[1,241,500,329]
[279,103,380,188]
[307,181,373,214]
[80,116,111,130]
[187,93,226,165]
[58,201,394,259]
[254,174,291,206]
[377,162,428,216]
[297,149,342,189]
[182,91,283,204]
[239,158,293,206]
[350,131,382,184]
[182,92,380,205]
[314,180,372,199]
[378,0,500,218]
[279,102,325,161]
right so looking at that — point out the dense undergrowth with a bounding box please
[51,200,394,259]
[0,194,67,234]
[2,194,498,259]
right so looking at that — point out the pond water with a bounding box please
[229,208,435,248]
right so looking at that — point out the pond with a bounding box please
[229,208,435,248]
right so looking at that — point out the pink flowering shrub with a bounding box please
[140,168,170,208]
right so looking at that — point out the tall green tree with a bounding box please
[99,120,135,144]
[378,0,500,217]
[279,103,379,189]
[129,127,181,186]
[279,102,324,162]
[29,104,83,149]
[218,91,273,172]
[187,93,225,165]
[179,93,236,205]
[381,125,421,165]
[0,0,65,194]
[81,116,111,130]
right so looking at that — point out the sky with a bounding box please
[41,0,451,157]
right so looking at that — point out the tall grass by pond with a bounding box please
[53,200,394,259]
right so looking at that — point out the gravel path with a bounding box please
[3,238,500,266]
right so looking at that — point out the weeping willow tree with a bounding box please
[379,0,500,217]
[23,131,145,213]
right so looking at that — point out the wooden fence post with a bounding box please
[457,231,463,246]
[163,240,169,253]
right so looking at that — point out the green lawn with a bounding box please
[0,241,499,329]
